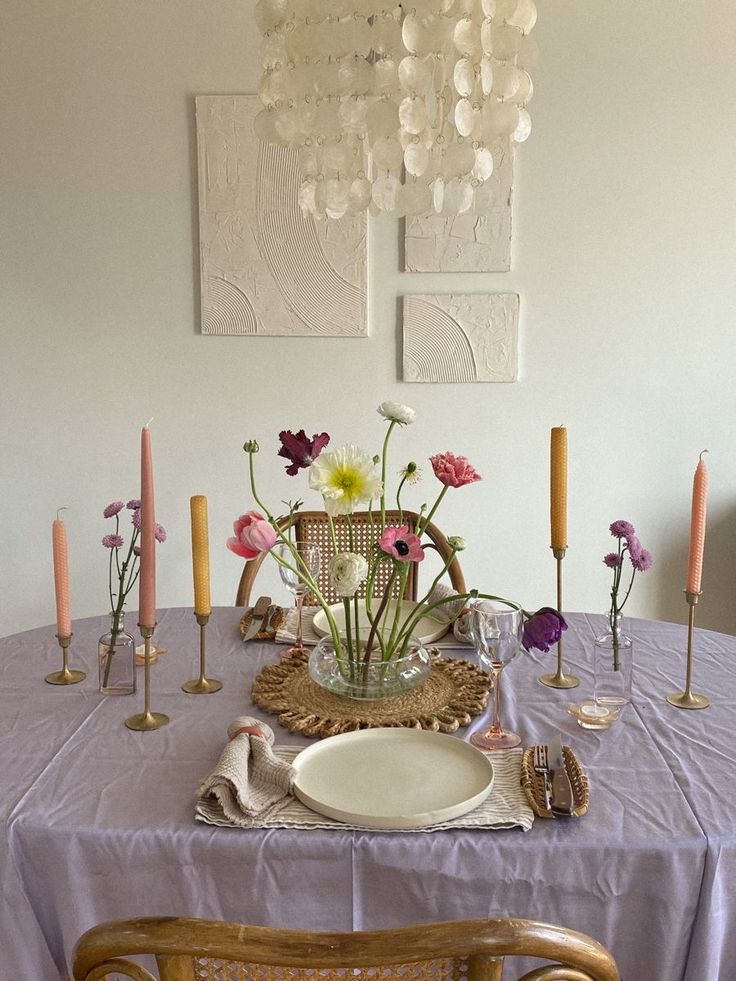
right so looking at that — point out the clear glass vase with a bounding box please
[593,612,633,719]
[308,635,431,700]
[98,611,136,695]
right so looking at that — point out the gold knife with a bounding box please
[240,595,272,643]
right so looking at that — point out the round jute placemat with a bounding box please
[251,650,491,739]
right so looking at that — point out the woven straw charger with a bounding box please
[251,649,491,739]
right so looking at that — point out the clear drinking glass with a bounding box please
[469,601,523,750]
[277,542,321,655]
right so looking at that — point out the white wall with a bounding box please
[2,0,734,639]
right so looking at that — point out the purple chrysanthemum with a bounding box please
[154,523,167,543]
[103,501,124,519]
[627,536,642,561]
[102,533,124,549]
[631,548,653,572]
[603,552,622,568]
[610,520,635,539]
[126,499,141,510]
[132,510,142,530]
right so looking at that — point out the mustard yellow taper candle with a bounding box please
[550,426,568,550]
[190,495,211,617]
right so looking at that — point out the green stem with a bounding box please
[418,484,448,535]
[379,420,397,534]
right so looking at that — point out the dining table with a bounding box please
[1,607,734,981]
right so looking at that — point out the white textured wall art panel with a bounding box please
[402,293,519,383]
[404,139,513,272]
[196,96,367,336]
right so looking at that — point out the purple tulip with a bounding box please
[278,429,330,476]
[522,607,568,653]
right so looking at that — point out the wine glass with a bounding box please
[277,542,321,655]
[469,601,523,751]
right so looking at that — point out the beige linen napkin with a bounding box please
[196,717,296,828]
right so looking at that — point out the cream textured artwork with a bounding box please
[195,95,367,336]
[404,138,513,273]
[402,293,519,383]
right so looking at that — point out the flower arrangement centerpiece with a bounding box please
[228,401,565,698]
[99,500,167,694]
[602,519,653,669]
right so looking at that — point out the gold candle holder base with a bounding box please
[45,633,86,685]
[182,613,222,694]
[125,624,169,730]
[539,547,579,690]
[667,591,709,710]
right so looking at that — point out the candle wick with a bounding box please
[699,449,709,461]
[145,417,154,428]
[56,506,69,520]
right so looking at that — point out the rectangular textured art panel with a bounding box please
[404,138,513,272]
[195,95,367,335]
[402,293,519,383]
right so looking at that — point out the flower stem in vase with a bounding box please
[102,607,122,688]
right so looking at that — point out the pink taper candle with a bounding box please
[139,424,156,626]
[52,515,72,636]
[686,452,708,595]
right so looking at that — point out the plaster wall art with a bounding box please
[402,293,519,384]
[195,95,367,336]
[404,138,513,273]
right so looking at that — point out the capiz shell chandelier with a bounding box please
[255,0,537,219]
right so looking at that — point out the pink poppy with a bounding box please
[227,511,277,559]
[429,451,482,488]
[379,524,425,563]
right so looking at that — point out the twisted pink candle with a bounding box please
[139,425,156,626]
[52,517,72,636]
[686,453,708,594]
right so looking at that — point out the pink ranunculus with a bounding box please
[227,511,277,559]
[379,524,425,563]
[429,451,482,488]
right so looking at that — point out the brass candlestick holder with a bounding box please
[539,547,579,689]
[182,613,222,694]
[667,591,709,709]
[45,632,86,685]
[125,624,169,730]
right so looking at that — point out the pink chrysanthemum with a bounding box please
[102,534,124,549]
[603,552,622,568]
[610,519,635,539]
[154,523,167,543]
[631,548,653,572]
[429,452,482,488]
[379,524,425,563]
[103,501,124,518]
[126,499,141,510]
[132,510,142,530]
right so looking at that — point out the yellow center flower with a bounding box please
[309,444,383,516]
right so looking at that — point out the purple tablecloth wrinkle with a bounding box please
[0,608,734,981]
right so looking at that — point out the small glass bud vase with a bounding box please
[593,612,633,719]
[98,611,136,695]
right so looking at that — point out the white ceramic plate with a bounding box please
[311,599,450,646]
[292,729,494,829]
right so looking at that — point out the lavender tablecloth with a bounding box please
[1,608,733,981]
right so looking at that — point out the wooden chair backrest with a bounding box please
[236,510,466,607]
[72,915,620,981]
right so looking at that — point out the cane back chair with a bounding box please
[72,915,620,981]
[235,510,466,607]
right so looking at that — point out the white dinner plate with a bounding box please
[311,599,450,646]
[292,729,494,829]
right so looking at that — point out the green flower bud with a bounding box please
[447,536,467,551]
[243,439,260,454]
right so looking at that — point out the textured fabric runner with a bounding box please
[196,744,533,832]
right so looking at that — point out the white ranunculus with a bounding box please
[328,552,369,598]
[309,444,383,516]
[377,400,416,425]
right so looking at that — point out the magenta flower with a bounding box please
[429,451,482,488]
[610,520,635,539]
[126,499,141,510]
[631,548,653,572]
[603,552,622,568]
[132,510,142,530]
[103,501,124,518]
[227,510,278,559]
[278,429,330,476]
[522,607,567,652]
[154,523,167,543]
[627,536,642,561]
[102,533,124,549]
[379,524,425,563]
